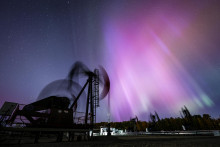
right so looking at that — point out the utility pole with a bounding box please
[107,92,111,136]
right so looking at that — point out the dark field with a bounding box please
[1,135,220,147]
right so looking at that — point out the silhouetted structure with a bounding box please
[1,61,110,131]
[180,105,193,130]
[149,111,161,131]
[128,116,139,132]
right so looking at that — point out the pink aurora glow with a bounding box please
[102,1,214,121]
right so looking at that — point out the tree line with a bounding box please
[95,106,220,131]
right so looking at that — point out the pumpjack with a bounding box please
[1,62,110,129]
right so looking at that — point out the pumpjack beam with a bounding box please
[70,79,89,109]
[85,78,91,125]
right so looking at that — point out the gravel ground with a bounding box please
[1,135,220,147]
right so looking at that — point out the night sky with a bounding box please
[0,0,220,122]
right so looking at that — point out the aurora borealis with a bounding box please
[102,0,220,121]
[0,0,220,122]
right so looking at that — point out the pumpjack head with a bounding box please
[68,61,110,100]
[99,66,110,100]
